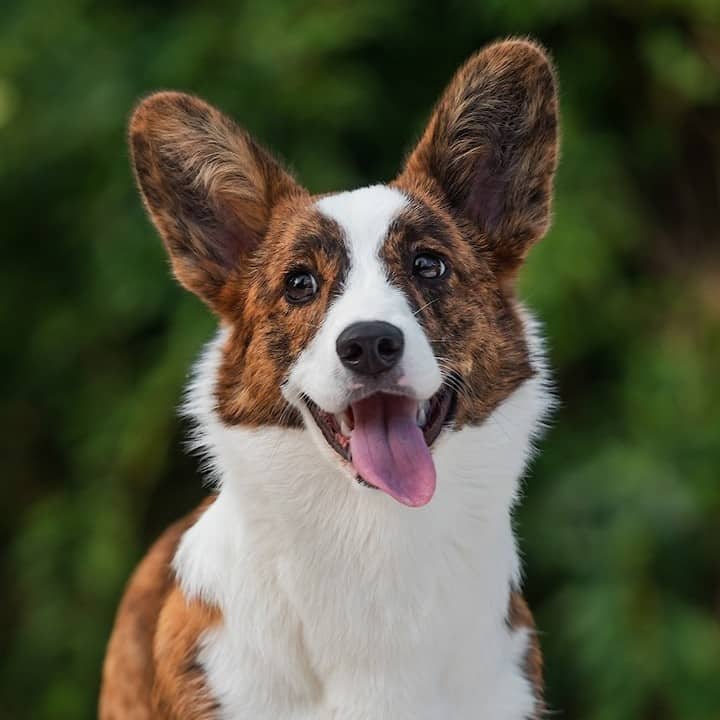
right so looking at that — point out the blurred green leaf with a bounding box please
[2,1,719,718]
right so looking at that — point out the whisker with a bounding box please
[434,360,485,408]
[413,297,441,316]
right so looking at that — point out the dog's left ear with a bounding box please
[399,39,559,278]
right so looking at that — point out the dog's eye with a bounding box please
[412,253,447,280]
[285,270,319,304]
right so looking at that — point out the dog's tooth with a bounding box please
[340,418,353,437]
[417,404,427,428]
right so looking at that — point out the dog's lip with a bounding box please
[302,384,457,477]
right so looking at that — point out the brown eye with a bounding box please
[412,253,447,280]
[285,270,319,304]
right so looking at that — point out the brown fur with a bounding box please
[399,39,559,280]
[213,199,348,427]
[151,588,222,719]
[100,501,218,719]
[388,38,557,439]
[508,592,545,718]
[106,38,560,715]
[129,92,305,312]
[380,193,534,428]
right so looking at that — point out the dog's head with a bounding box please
[130,40,558,507]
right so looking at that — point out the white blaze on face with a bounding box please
[285,184,442,414]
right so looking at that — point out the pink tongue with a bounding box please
[349,394,436,507]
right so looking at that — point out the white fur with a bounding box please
[286,185,442,415]
[173,185,553,719]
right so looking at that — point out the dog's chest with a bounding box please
[188,503,536,720]
[199,589,534,719]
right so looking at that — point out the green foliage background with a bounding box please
[1,1,719,718]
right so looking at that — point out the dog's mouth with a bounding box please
[304,385,456,507]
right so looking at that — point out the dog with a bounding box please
[99,37,559,719]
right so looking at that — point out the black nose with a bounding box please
[336,321,404,376]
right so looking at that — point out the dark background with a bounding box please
[2,1,719,718]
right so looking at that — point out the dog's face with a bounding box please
[130,40,558,507]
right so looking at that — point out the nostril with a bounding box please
[341,341,363,363]
[377,336,401,360]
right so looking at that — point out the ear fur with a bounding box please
[399,39,559,276]
[129,92,302,309]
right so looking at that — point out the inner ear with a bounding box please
[398,39,559,276]
[129,92,304,311]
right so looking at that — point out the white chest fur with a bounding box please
[173,320,549,720]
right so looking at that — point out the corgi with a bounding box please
[100,38,559,720]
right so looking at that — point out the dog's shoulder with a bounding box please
[508,590,545,718]
[99,498,219,719]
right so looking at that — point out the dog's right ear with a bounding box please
[130,92,302,311]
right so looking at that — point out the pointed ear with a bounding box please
[399,40,559,276]
[129,92,302,310]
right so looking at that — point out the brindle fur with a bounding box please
[100,501,218,719]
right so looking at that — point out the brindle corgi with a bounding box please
[100,38,559,720]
